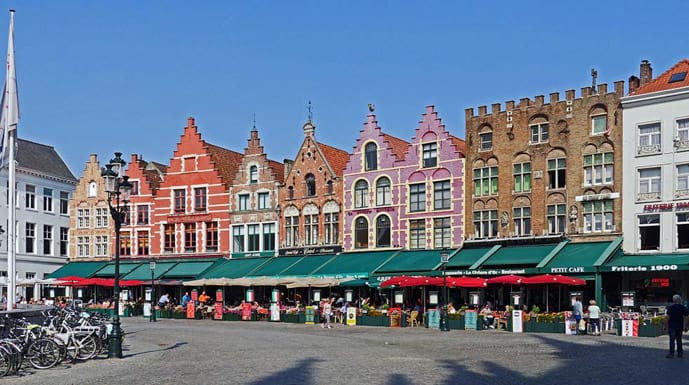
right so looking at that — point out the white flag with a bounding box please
[0,10,19,167]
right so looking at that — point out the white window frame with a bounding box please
[677,213,689,250]
[473,210,498,239]
[678,118,689,142]
[677,164,689,192]
[584,153,614,186]
[530,122,549,144]
[639,168,661,193]
[479,132,492,151]
[582,200,614,233]
[591,114,607,135]
[638,122,661,154]
[546,204,567,234]
[95,235,108,257]
[513,207,531,236]
[422,142,438,168]
[43,188,53,212]
[257,192,270,210]
[638,214,660,251]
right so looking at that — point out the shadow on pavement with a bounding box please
[125,341,188,358]
[249,358,322,385]
[385,373,414,385]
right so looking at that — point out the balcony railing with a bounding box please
[637,192,661,201]
[637,144,661,155]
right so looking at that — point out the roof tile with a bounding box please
[631,59,689,95]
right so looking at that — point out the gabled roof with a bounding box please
[382,133,409,161]
[206,143,244,188]
[17,139,77,182]
[450,135,466,156]
[318,142,349,177]
[631,59,689,95]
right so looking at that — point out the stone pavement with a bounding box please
[2,317,686,385]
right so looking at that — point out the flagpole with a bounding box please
[5,9,16,311]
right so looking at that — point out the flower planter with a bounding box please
[638,322,665,337]
[281,313,303,323]
[222,313,241,321]
[524,321,565,333]
[172,312,186,319]
[447,318,464,330]
[357,315,387,327]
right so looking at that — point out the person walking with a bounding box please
[588,300,601,336]
[665,294,689,358]
[572,297,583,335]
[322,298,333,329]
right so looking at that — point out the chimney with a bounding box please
[629,75,640,94]
[640,60,653,86]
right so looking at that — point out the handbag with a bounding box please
[578,320,586,331]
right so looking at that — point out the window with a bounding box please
[434,217,451,249]
[262,223,275,251]
[409,183,426,212]
[592,115,607,135]
[422,142,438,168]
[60,191,69,215]
[354,217,369,249]
[305,173,316,196]
[26,185,36,209]
[120,232,131,256]
[513,207,531,236]
[678,118,689,142]
[583,200,613,233]
[77,236,90,257]
[285,216,299,247]
[376,216,391,247]
[376,178,391,206]
[194,187,207,212]
[327,180,333,194]
[639,168,661,196]
[174,189,186,213]
[130,180,139,196]
[258,192,269,210]
[43,188,53,212]
[205,222,218,252]
[546,204,567,234]
[365,142,377,171]
[324,212,339,245]
[60,227,69,256]
[677,164,689,192]
[249,165,258,184]
[78,209,91,228]
[669,71,687,83]
[247,224,260,251]
[88,181,98,197]
[137,231,149,255]
[480,132,492,151]
[584,153,614,186]
[354,180,369,209]
[639,214,660,251]
[287,186,294,200]
[473,210,498,239]
[530,122,549,143]
[473,167,498,196]
[136,205,149,225]
[638,123,661,154]
[164,224,175,252]
[95,235,108,257]
[304,214,318,245]
[409,219,426,249]
[122,205,130,226]
[677,213,689,249]
[513,163,531,193]
[43,225,52,255]
[238,194,250,211]
[95,208,108,228]
[184,223,196,252]
[547,158,566,189]
[433,180,451,210]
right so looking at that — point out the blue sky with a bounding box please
[5,1,689,175]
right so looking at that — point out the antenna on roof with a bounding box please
[591,68,598,94]
[307,100,313,121]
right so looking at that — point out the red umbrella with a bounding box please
[439,276,487,288]
[399,277,443,287]
[75,277,112,286]
[522,274,586,286]
[119,279,145,287]
[486,275,525,285]
[380,276,411,288]
[54,276,86,286]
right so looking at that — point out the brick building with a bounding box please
[278,119,348,256]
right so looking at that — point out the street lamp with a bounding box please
[149,260,157,322]
[101,152,133,358]
[439,248,450,332]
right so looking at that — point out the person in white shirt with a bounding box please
[588,299,601,336]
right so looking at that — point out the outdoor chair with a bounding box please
[407,311,420,327]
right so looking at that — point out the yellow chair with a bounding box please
[406,311,420,327]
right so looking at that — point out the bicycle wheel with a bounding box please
[27,338,62,369]
[0,345,13,377]
[76,335,99,360]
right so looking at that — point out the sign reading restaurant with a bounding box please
[447,268,533,276]
[643,201,689,212]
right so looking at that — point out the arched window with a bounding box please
[249,165,258,184]
[287,186,294,200]
[354,180,369,208]
[376,177,391,206]
[327,180,333,194]
[305,174,316,196]
[355,217,369,249]
[376,215,391,247]
[365,142,377,171]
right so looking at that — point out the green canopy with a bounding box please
[374,249,443,275]
[162,260,217,279]
[600,251,689,272]
[446,247,491,269]
[200,258,270,279]
[480,244,557,267]
[123,262,178,280]
[312,250,397,278]
[278,255,335,276]
[93,262,142,278]
[246,256,303,277]
[538,241,614,273]
[47,261,108,279]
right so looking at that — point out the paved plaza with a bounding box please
[3,317,687,385]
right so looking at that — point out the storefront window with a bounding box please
[639,214,660,251]
[677,213,689,249]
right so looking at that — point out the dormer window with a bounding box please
[365,142,377,171]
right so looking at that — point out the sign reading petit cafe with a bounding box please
[643,201,689,212]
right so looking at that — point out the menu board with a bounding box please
[427,310,440,329]
[464,310,477,329]
[389,308,401,328]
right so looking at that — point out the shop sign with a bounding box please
[651,278,670,287]
[550,267,585,273]
[610,264,678,272]
[447,268,528,276]
[643,201,689,212]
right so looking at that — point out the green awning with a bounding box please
[162,260,217,279]
[447,247,492,268]
[123,262,178,280]
[480,244,557,267]
[539,241,614,273]
[200,258,270,279]
[246,256,303,277]
[339,278,369,287]
[600,252,689,272]
[47,261,108,279]
[311,250,398,278]
[374,249,443,275]
[278,255,335,276]
[93,262,142,278]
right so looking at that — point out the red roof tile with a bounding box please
[267,159,285,184]
[206,143,244,189]
[631,59,689,95]
[317,142,349,177]
[382,133,410,161]
[449,135,466,156]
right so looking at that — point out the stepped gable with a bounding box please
[631,59,689,95]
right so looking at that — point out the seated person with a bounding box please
[447,302,457,314]
[198,291,211,305]
[480,304,494,328]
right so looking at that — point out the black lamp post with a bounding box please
[101,152,133,358]
[149,260,157,322]
[439,248,450,332]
